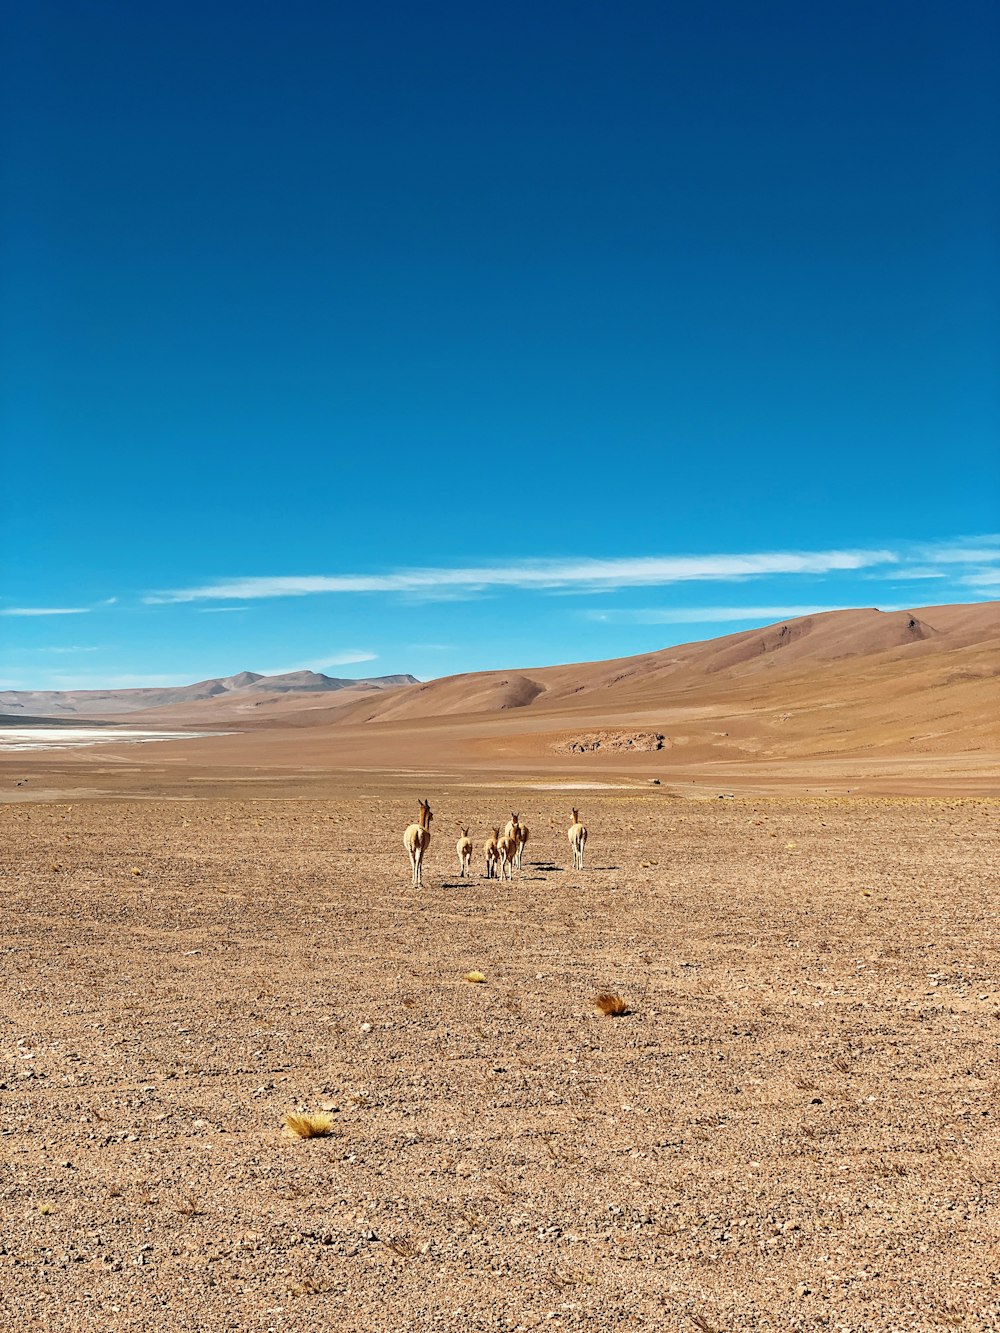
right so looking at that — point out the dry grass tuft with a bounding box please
[282,1111,335,1139]
[593,991,629,1017]
[464,970,486,983]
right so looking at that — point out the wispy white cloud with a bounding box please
[144,548,897,605]
[866,566,946,581]
[197,606,250,613]
[38,645,103,655]
[912,538,1000,565]
[855,537,1000,586]
[958,569,1000,592]
[254,650,378,677]
[1,607,90,617]
[397,588,494,605]
[585,605,856,625]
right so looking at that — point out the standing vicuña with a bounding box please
[505,812,529,870]
[484,828,500,879]
[456,827,473,877]
[568,807,587,870]
[403,799,433,887]
[497,827,518,881]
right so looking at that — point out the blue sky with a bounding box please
[2,1,998,690]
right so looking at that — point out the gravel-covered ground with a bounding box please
[1,787,997,1331]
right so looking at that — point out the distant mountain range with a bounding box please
[0,670,418,720]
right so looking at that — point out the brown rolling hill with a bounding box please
[3,603,997,791]
[324,603,998,727]
[144,602,1000,769]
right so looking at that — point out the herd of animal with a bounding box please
[402,801,589,887]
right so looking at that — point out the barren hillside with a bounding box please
[2,603,997,791]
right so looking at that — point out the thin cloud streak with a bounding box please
[865,566,946,581]
[585,605,854,625]
[1,607,90,617]
[145,548,897,604]
[38,645,103,655]
[254,651,378,677]
[913,539,1000,564]
[959,571,1000,591]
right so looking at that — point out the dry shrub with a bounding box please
[282,1111,334,1139]
[464,971,486,984]
[593,991,629,1017]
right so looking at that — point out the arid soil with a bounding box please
[2,783,998,1331]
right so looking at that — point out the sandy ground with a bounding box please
[1,781,998,1331]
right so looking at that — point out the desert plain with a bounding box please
[2,606,998,1331]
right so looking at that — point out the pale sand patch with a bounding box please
[523,780,634,790]
[0,786,110,803]
[0,726,232,752]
